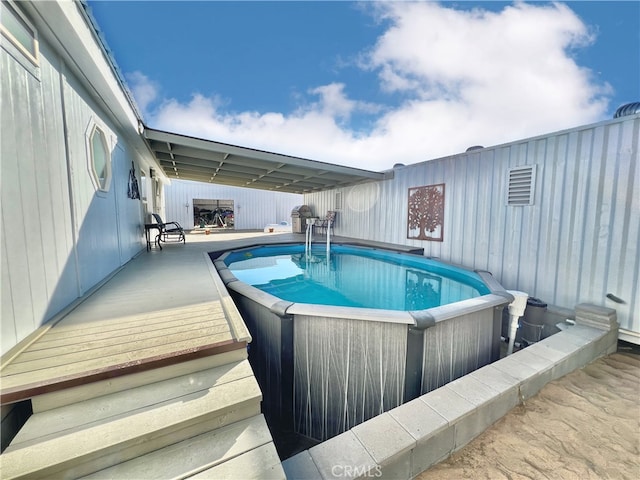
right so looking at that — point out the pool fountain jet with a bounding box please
[506,290,529,355]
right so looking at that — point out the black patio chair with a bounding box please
[314,211,336,235]
[152,213,186,245]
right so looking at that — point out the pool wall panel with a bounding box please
[230,294,285,426]
[421,309,495,392]
[293,316,407,441]
[221,245,509,445]
[228,285,503,444]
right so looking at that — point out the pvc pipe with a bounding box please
[506,290,529,355]
[507,314,519,355]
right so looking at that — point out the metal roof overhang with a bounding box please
[143,128,390,194]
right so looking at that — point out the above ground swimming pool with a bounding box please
[224,244,490,311]
[212,242,512,458]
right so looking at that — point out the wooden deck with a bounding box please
[0,231,297,479]
[1,229,414,404]
[0,231,257,405]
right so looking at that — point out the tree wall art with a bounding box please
[407,183,445,241]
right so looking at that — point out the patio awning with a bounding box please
[143,127,390,194]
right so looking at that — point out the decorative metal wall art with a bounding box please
[407,183,445,241]
[127,161,140,199]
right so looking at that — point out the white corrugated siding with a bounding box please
[1,17,146,354]
[304,116,640,340]
[2,39,76,353]
[164,180,302,230]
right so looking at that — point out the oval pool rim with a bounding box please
[212,242,513,329]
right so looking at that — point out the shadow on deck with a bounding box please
[0,231,293,479]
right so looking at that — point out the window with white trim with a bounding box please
[1,1,39,65]
[86,123,112,192]
[140,173,148,202]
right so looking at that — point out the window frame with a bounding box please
[85,121,113,193]
[0,0,39,67]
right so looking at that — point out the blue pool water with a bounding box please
[224,244,490,311]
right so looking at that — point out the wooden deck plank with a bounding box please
[0,338,247,404]
[31,349,248,413]
[10,360,255,446]
[24,314,228,351]
[22,306,229,349]
[13,323,233,363]
[79,415,275,480]
[2,331,235,378]
[39,303,226,336]
[190,443,285,480]
[47,305,224,338]
[36,316,229,347]
[0,375,262,479]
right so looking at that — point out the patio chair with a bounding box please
[152,213,186,245]
[314,211,336,235]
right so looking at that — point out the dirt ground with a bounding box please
[417,351,640,480]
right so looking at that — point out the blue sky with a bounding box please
[88,1,640,171]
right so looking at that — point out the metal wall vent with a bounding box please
[507,165,536,206]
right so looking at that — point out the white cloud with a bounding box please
[126,71,159,114]
[133,1,611,171]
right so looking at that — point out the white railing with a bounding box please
[305,218,314,260]
[305,217,332,261]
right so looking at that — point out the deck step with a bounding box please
[31,348,247,413]
[0,360,261,479]
[189,442,285,479]
[79,415,285,479]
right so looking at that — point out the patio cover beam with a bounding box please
[144,127,391,194]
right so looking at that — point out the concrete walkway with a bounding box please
[417,349,640,480]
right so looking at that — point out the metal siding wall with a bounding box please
[305,116,640,338]
[112,143,146,263]
[1,40,79,353]
[1,28,147,354]
[62,76,122,293]
[163,180,302,230]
